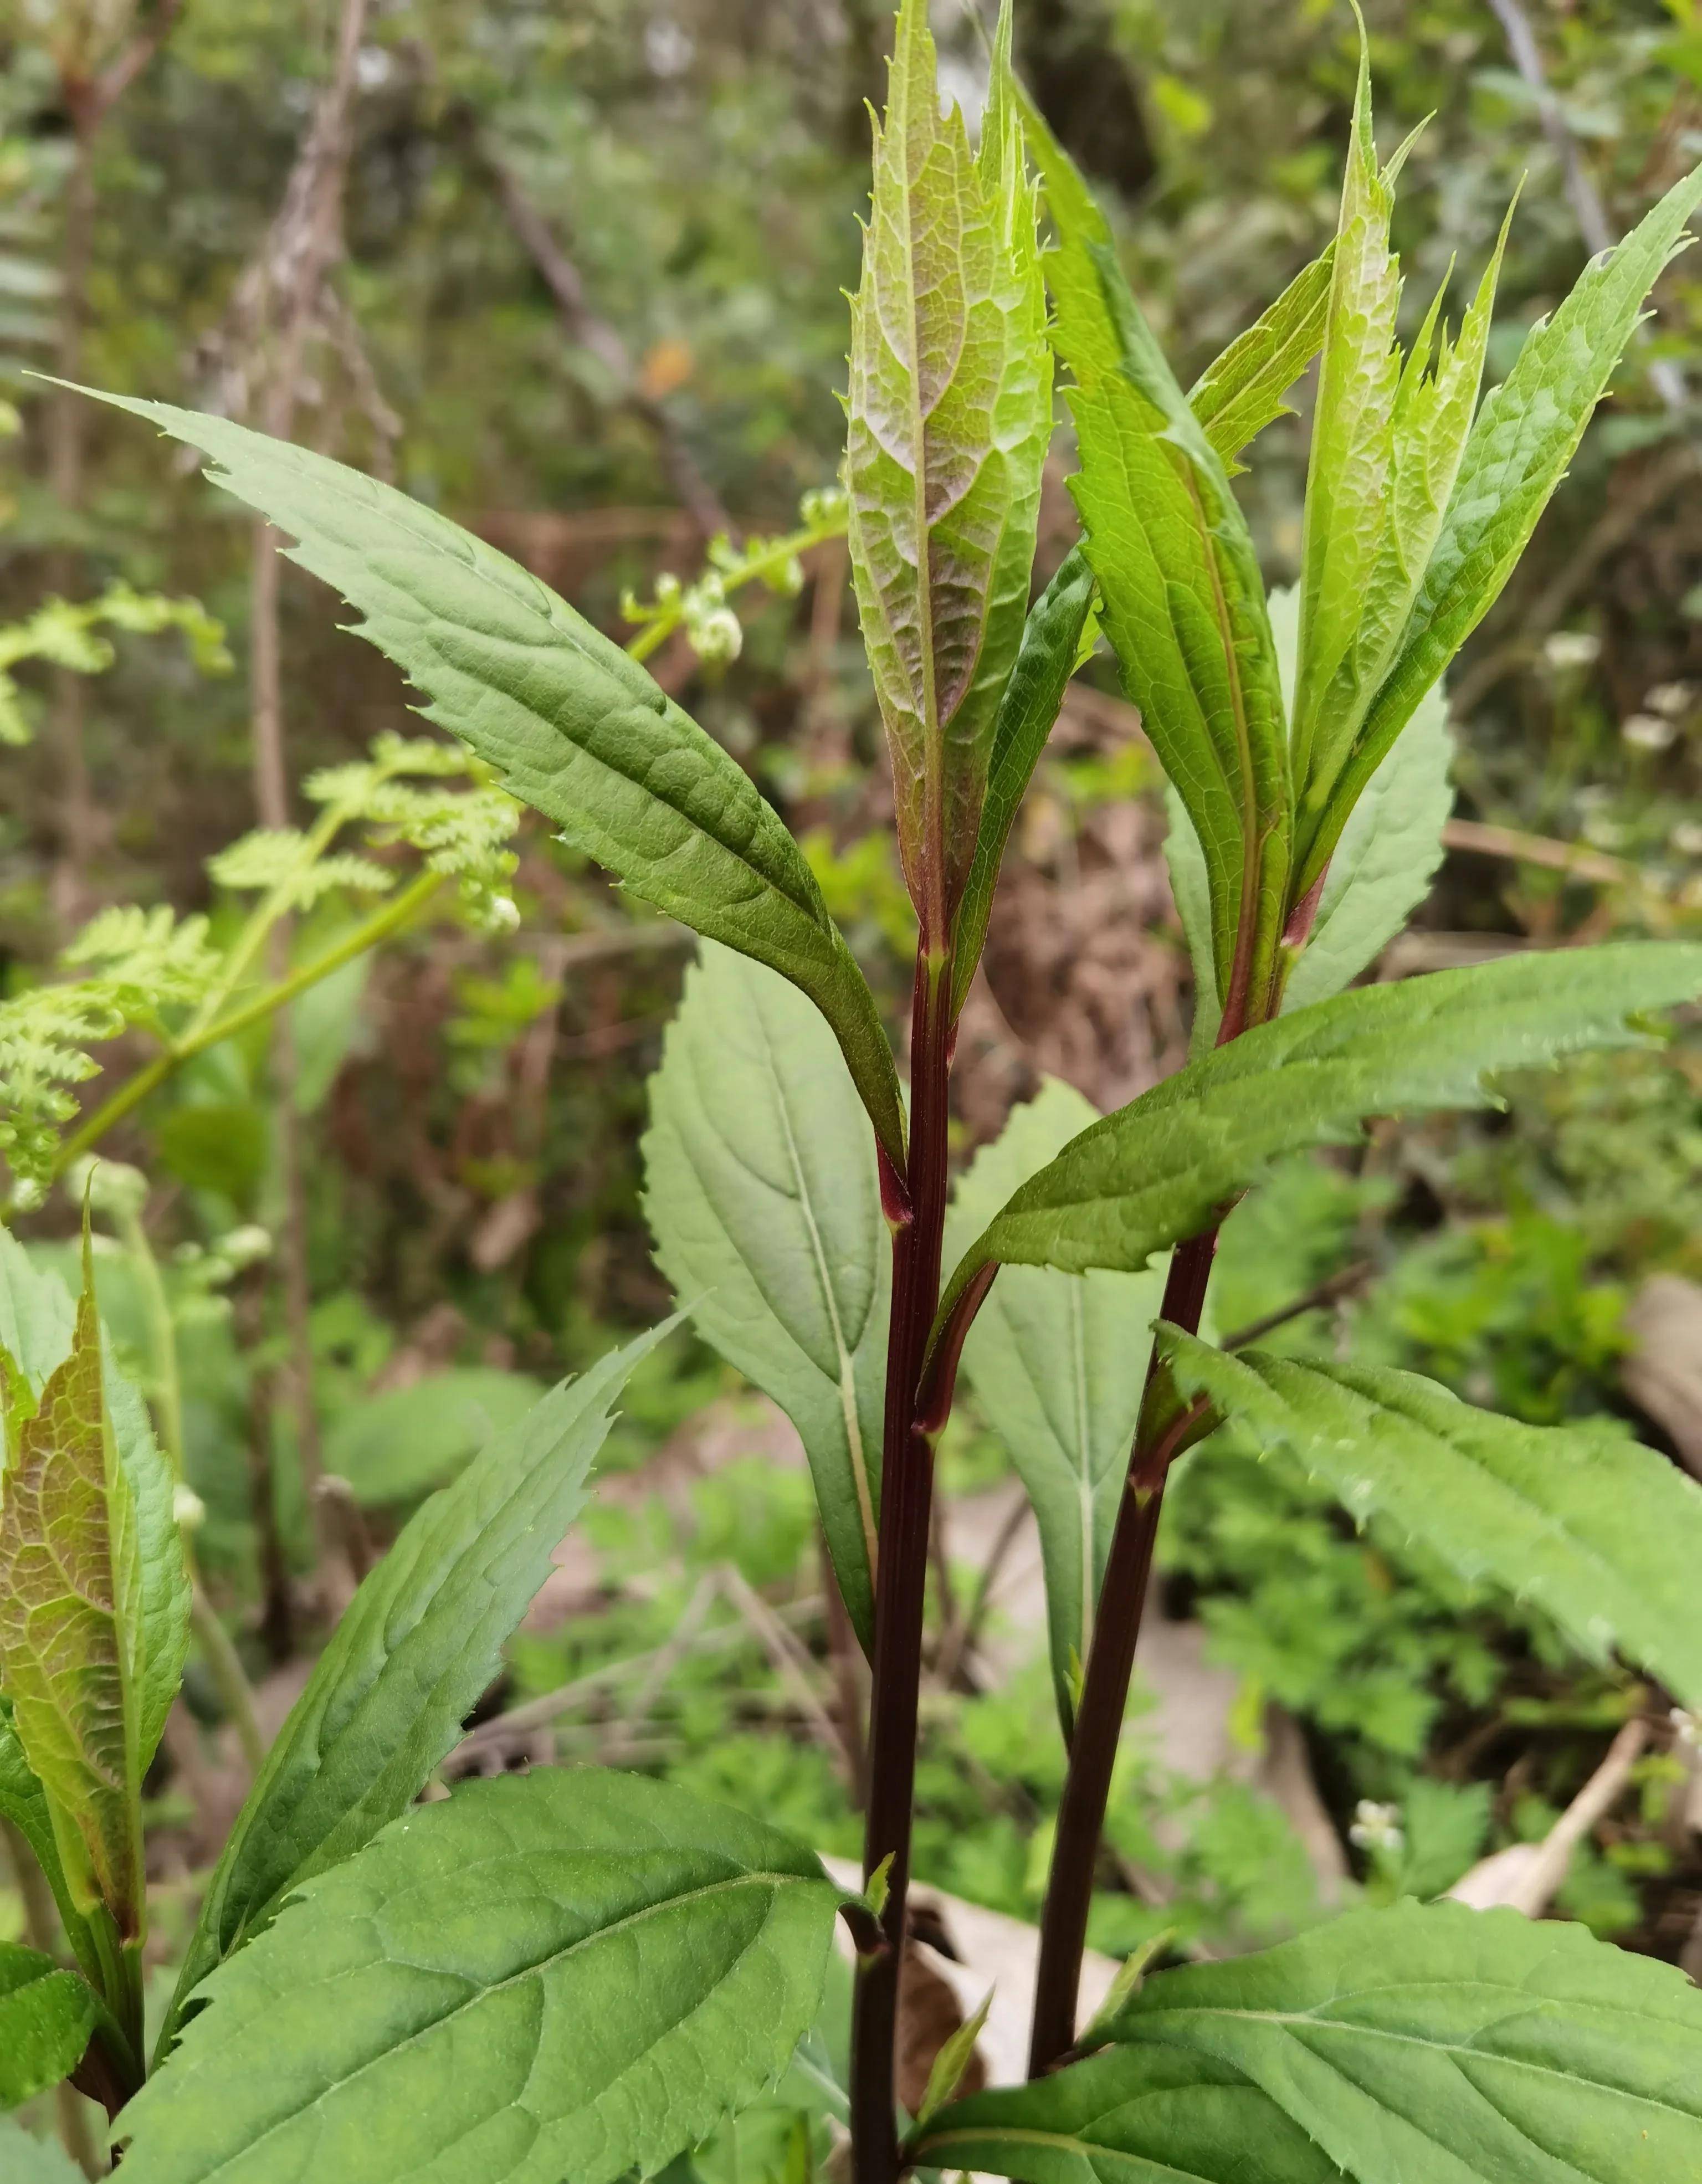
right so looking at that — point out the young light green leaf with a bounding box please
[0,1230,187,1782]
[0,1276,146,1937]
[1188,244,1336,476]
[943,1080,1160,1731]
[934,941,1702,1336]
[1298,158,1702,895]
[119,1770,842,2184]
[65,387,906,1171]
[1017,80,1289,1029]
[1161,1334,1702,1707]
[915,2048,1336,2184]
[0,1701,100,1982]
[1103,1901,1702,2183]
[1172,587,1453,1046]
[0,1942,96,2110]
[915,1986,992,2128]
[950,546,1096,1019]
[0,2114,91,2181]
[845,0,1052,950]
[161,1324,673,2050]
[643,944,886,1645]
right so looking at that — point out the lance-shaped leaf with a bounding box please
[932,941,1702,1337]
[949,546,1096,1018]
[943,1080,1160,1730]
[0,1942,96,2110]
[1171,588,1454,1048]
[0,1229,186,1785]
[912,2043,1339,2184]
[1161,1334,1702,1706]
[1188,244,1336,477]
[0,1702,100,1982]
[1098,1901,1702,2183]
[1298,158,1702,895]
[118,1770,843,2184]
[0,1273,146,1937]
[67,389,906,1171]
[845,0,1052,950]
[643,945,885,1646]
[1018,81,1289,1030]
[161,1322,671,2052]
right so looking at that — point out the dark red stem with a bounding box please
[849,949,955,2184]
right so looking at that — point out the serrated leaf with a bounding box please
[1161,1334,1702,1706]
[845,0,1052,948]
[119,1770,842,2184]
[912,2042,1337,2184]
[65,386,906,1171]
[0,1942,95,2110]
[933,942,1702,1336]
[321,1366,547,1506]
[1299,158,1702,894]
[950,546,1096,1019]
[1188,244,1336,476]
[0,1274,146,1936]
[1017,78,1289,1028]
[643,944,886,1644]
[161,1325,671,2052]
[0,2115,91,2181]
[943,1079,1159,1730]
[1101,1901,1702,2183]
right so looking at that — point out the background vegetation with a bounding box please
[7,0,1702,2157]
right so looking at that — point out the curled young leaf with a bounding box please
[1017,79,1289,1032]
[845,0,1052,954]
[1188,244,1336,477]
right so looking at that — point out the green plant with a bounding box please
[9,1,1702,2178]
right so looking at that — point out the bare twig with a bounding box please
[936,1491,1030,1689]
[719,1563,844,1756]
[1448,1718,1649,1917]
[1221,1260,1376,1354]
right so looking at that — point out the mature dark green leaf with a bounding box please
[0,1942,95,2110]
[69,389,906,1170]
[1188,246,1335,477]
[950,546,1096,1018]
[644,944,885,1644]
[845,0,1052,947]
[934,942,1702,1334]
[162,1325,670,2050]
[1017,78,1289,1026]
[1103,1901,1702,2182]
[0,2115,90,2181]
[943,1080,1159,1729]
[1162,1334,1702,1706]
[912,2043,1337,2184]
[0,1701,99,1982]
[322,1366,547,1506]
[0,1276,146,1936]
[120,1770,842,2184]
[1298,160,1702,894]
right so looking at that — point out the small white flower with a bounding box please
[1670,1706,1702,1751]
[1671,823,1702,859]
[1544,630,1601,671]
[1349,1799,1404,1855]
[172,1483,207,1532]
[1623,712,1677,751]
[686,604,744,664]
[1648,681,1694,719]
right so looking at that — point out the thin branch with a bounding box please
[1220,1259,1375,1354]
